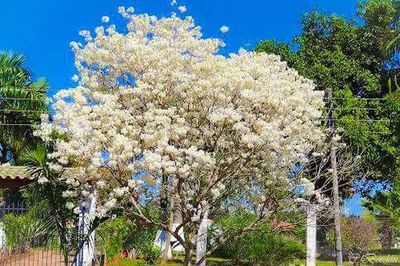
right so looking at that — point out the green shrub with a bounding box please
[141,243,160,264]
[2,201,56,252]
[128,225,159,262]
[214,231,304,265]
[96,217,132,259]
[212,214,304,265]
[96,217,160,262]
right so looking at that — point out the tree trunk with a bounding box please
[184,245,193,266]
[196,204,209,266]
[306,204,317,266]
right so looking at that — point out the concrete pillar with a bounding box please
[306,204,317,266]
[76,191,97,266]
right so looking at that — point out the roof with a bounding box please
[0,166,77,189]
[0,166,33,181]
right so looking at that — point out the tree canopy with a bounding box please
[256,0,400,183]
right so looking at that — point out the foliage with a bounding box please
[140,244,160,264]
[212,214,305,265]
[0,52,48,163]
[97,217,133,259]
[3,202,58,251]
[3,212,39,250]
[18,145,79,262]
[97,216,160,263]
[128,225,159,263]
[256,0,400,183]
[327,216,379,264]
[364,179,400,248]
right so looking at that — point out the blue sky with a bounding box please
[0,0,358,96]
[0,0,363,214]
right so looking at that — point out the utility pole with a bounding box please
[327,89,343,266]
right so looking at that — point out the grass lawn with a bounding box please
[108,259,182,266]
[293,254,400,266]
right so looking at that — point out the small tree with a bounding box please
[340,217,379,265]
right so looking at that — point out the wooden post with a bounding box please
[327,89,343,266]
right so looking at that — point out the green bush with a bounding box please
[214,231,304,265]
[128,225,159,262]
[140,244,160,264]
[96,217,160,263]
[96,217,132,259]
[2,201,57,251]
[212,214,305,265]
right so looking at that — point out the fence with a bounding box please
[0,201,70,266]
[0,236,70,266]
[0,200,106,266]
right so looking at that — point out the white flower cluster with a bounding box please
[37,8,324,220]
[220,25,229,34]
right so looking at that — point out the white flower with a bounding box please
[128,179,137,189]
[300,178,315,196]
[73,207,81,215]
[71,74,79,82]
[118,6,125,15]
[220,25,229,34]
[96,180,106,188]
[38,10,324,234]
[62,190,77,198]
[104,198,117,210]
[178,6,187,13]
[38,176,49,184]
[101,16,110,23]
[66,202,75,210]
[113,187,128,197]
[171,0,177,6]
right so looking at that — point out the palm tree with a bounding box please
[0,52,48,163]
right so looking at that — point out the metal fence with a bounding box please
[0,201,106,266]
[0,201,71,266]
[0,236,70,266]
[0,201,27,217]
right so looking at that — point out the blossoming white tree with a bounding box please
[37,7,324,265]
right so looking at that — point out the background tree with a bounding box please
[256,0,400,182]
[338,216,379,265]
[364,179,400,248]
[256,1,399,264]
[0,52,48,164]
